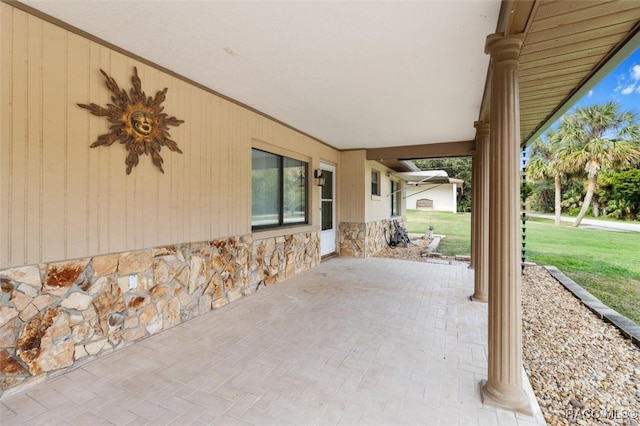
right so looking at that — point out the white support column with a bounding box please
[471,121,489,303]
[481,33,532,415]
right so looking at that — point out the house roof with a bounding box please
[12,0,640,163]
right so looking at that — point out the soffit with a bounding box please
[518,0,640,145]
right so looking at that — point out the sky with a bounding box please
[568,47,640,116]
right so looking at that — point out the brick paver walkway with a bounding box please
[1,257,544,425]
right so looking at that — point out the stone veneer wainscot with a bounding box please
[0,231,319,397]
[338,218,405,257]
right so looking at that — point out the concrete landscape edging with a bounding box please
[544,265,640,347]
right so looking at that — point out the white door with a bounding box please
[320,163,336,256]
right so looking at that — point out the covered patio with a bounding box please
[2,0,640,421]
[0,257,545,425]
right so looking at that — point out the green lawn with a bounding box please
[406,210,471,256]
[406,210,640,324]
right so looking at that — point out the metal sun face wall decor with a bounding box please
[78,67,184,174]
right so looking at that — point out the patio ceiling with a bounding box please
[11,0,640,164]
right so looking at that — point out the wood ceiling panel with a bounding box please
[524,20,635,46]
[521,100,568,111]
[520,85,582,97]
[520,101,571,112]
[532,0,604,20]
[522,119,555,130]
[521,112,557,122]
[519,66,593,83]
[521,96,567,108]
[520,92,570,104]
[520,93,566,103]
[530,1,640,32]
[520,47,610,71]
[520,93,571,103]
[520,33,622,57]
[520,56,601,75]
[521,105,567,117]
[519,78,583,95]
[521,114,550,122]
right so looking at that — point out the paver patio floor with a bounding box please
[1,257,544,425]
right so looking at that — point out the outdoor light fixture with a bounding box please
[314,169,325,186]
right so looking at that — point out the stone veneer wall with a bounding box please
[338,218,406,257]
[0,231,319,396]
[338,223,366,257]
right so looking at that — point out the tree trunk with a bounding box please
[554,174,562,226]
[573,176,597,227]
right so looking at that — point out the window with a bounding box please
[251,148,308,229]
[371,170,380,196]
[391,180,401,216]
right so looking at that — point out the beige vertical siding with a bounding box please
[0,4,339,268]
[336,152,396,224]
[365,160,394,223]
[338,150,366,223]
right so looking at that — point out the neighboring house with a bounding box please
[398,170,463,213]
[1,0,639,415]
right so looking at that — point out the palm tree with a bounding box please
[556,102,640,227]
[526,130,569,226]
